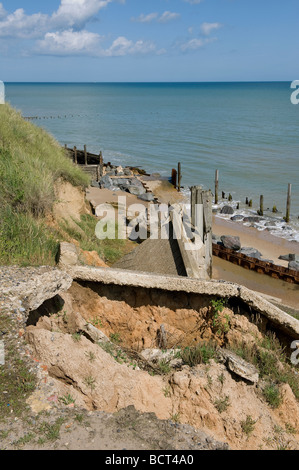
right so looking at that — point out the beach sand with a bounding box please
[212,216,299,310]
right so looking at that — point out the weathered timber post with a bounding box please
[74,146,77,164]
[171,169,177,188]
[84,145,87,166]
[96,165,100,182]
[99,151,103,177]
[285,183,292,223]
[258,195,264,216]
[178,162,182,192]
[215,170,219,204]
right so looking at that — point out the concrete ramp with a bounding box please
[113,224,187,277]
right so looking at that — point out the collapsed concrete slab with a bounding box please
[61,263,299,341]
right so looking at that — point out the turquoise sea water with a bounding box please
[5,82,299,242]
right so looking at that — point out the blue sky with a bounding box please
[0,0,298,82]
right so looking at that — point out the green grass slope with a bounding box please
[0,104,89,266]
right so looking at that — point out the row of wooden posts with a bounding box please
[214,169,292,223]
[66,147,293,225]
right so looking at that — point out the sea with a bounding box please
[4,82,299,243]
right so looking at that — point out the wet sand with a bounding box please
[212,215,299,268]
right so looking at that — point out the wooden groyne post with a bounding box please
[84,145,88,166]
[215,170,219,205]
[178,162,182,192]
[171,169,177,188]
[285,183,292,223]
[258,195,264,216]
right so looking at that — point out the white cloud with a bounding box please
[0,8,48,38]
[51,0,112,30]
[181,38,204,52]
[183,0,203,4]
[158,11,180,23]
[131,13,158,23]
[0,3,6,19]
[180,36,216,52]
[36,30,157,57]
[132,11,180,24]
[0,0,113,38]
[200,22,222,36]
[103,36,156,56]
[36,29,102,55]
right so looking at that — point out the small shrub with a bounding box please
[180,342,217,367]
[110,332,121,344]
[157,359,171,374]
[59,393,75,405]
[214,395,230,413]
[263,383,282,408]
[241,415,257,436]
[72,332,82,342]
[83,375,96,391]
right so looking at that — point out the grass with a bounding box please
[263,383,282,409]
[60,214,129,265]
[214,395,230,413]
[0,314,37,421]
[180,341,217,367]
[241,415,257,436]
[229,332,299,404]
[0,103,89,266]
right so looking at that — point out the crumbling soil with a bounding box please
[16,281,299,451]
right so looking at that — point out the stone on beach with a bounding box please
[138,193,155,202]
[238,247,262,259]
[289,261,299,271]
[220,235,241,251]
[279,253,299,262]
[220,205,234,215]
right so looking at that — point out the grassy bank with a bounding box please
[0,104,89,266]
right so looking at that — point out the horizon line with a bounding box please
[4,80,294,84]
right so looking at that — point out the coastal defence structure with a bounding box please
[0,81,5,104]
[63,144,298,285]
[64,144,214,281]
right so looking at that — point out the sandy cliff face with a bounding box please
[23,280,299,450]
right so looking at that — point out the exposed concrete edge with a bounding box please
[63,264,299,339]
[169,210,206,280]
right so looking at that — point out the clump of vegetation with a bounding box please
[60,215,128,265]
[214,395,230,413]
[59,393,76,406]
[180,341,217,367]
[210,298,230,338]
[0,315,37,421]
[263,383,282,409]
[229,332,299,404]
[241,415,257,436]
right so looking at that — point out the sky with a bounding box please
[0,0,298,82]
